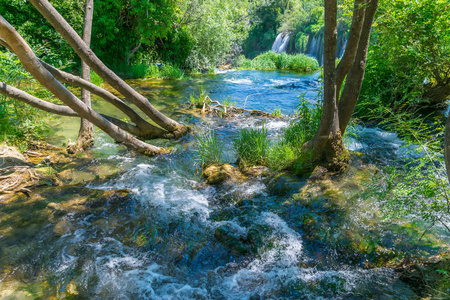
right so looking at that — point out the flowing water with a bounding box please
[0,70,448,299]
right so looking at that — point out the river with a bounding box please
[0,70,448,299]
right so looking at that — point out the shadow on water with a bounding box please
[1,70,449,299]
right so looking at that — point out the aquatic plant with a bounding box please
[272,108,282,117]
[160,64,185,79]
[195,130,225,168]
[189,88,210,108]
[233,126,269,166]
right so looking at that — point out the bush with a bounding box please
[0,51,48,149]
[237,51,319,72]
[233,126,269,166]
[160,64,185,79]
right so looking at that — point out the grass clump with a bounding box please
[189,88,210,108]
[272,108,282,117]
[237,51,319,72]
[233,126,269,166]
[194,130,224,168]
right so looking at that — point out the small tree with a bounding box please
[297,0,378,174]
[0,0,188,155]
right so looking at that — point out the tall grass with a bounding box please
[238,51,319,72]
[110,62,184,79]
[195,130,225,168]
[233,126,269,166]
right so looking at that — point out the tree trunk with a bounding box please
[0,15,163,155]
[338,0,379,134]
[299,0,348,173]
[422,83,450,108]
[296,0,378,175]
[28,0,187,137]
[70,0,94,153]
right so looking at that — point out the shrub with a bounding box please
[272,108,282,117]
[233,126,269,166]
[160,64,185,79]
[237,51,319,72]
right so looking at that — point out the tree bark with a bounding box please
[0,15,163,155]
[422,83,450,108]
[72,0,94,153]
[338,0,379,134]
[297,0,379,174]
[302,0,347,172]
[335,0,366,93]
[28,0,187,136]
[0,81,78,117]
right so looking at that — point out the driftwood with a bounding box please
[199,95,277,118]
[0,145,60,199]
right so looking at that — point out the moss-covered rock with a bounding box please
[203,163,247,184]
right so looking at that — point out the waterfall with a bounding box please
[308,36,318,57]
[339,39,347,58]
[271,33,291,53]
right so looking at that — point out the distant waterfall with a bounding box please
[338,39,347,58]
[272,33,291,53]
[306,34,323,65]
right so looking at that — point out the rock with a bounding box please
[214,224,251,254]
[203,164,246,185]
[241,166,271,178]
[309,165,330,180]
[266,171,305,196]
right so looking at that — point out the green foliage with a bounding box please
[358,0,450,118]
[238,51,319,72]
[369,110,450,233]
[90,70,103,86]
[267,142,296,171]
[0,51,48,148]
[189,88,210,108]
[0,0,83,67]
[195,130,225,167]
[160,64,185,79]
[272,108,282,117]
[233,126,269,166]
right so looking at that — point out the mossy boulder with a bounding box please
[203,163,246,184]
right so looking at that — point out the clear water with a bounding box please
[0,70,446,299]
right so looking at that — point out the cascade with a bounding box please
[271,33,291,53]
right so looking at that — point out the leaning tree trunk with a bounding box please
[0,15,163,155]
[70,0,94,153]
[28,0,187,137]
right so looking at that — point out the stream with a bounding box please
[0,70,448,299]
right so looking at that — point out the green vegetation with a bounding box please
[238,51,319,72]
[233,126,269,166]
[189,88,210,108]
[369,110,450,233]
[0,51,48,149]
[271,108,282,117]
[232,96,322,170]
[194,130,225,168]
[358,0,450,118]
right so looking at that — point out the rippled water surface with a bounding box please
[1,70,447,299]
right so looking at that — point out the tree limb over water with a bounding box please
[0,1,190,155]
